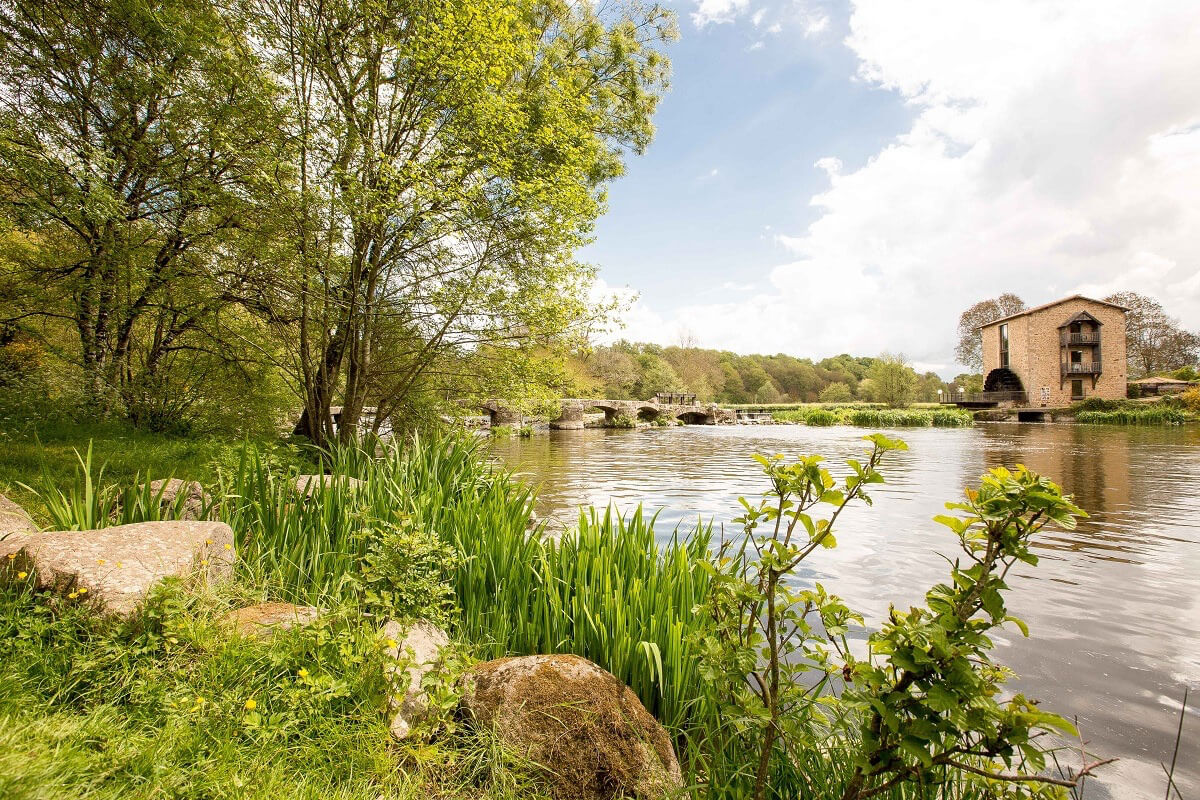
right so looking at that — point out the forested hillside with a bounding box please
[563,342,973,404]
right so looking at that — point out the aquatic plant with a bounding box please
[1076,407,1186,425]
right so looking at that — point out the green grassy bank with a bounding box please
[0,423,1096,799]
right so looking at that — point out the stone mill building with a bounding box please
[972,295,1129,408]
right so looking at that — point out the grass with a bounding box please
[1075,406,1188,425]
[0,580,546,800]
[0,420,312,525]
[771,406,974,428]
[0,428,1040,800]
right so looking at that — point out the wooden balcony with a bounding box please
[1062,362,1102,375]
[1061,332,1101,345]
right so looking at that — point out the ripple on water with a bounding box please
[489,423,1200,799]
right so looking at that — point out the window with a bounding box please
[1071,379,1084,399]
[999,323,1009,368]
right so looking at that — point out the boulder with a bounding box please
[384,619,450,739]
[0,521,235,615]
[220,601,321,639]
[0,493,37,536]
[460,654,683,800]
[293,474,366,496]
[142,478,212,520]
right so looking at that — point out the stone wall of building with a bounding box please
[982,297,1127,407]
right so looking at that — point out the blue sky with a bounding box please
[584,0,1200,377]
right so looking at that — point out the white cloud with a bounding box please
[620,0,1200,373]
[751,8,767,26]
[747,40,765,51]
[802,12,828,37]
[767,21,783,34]
[691,0,750,27]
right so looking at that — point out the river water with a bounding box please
[489,423,1200,799]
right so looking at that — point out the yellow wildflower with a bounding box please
[68,592,78,599]
[297,668,309,678]
[6,553,14,560]
[205,539,212,545]
[116,562,124,568]
[224,543,232,550]
[97,559,106,565]
[385,638,399,649]
[243,698,257,711]
[78,587,88,595]
[17,571,27,579]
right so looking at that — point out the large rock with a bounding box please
[141,479,212,520]
[0,493,37,536]
[293,474,365,496]
[384,619,450,739]
[0,521,235,615]
[460,654,683,800]
[220,601,321,639]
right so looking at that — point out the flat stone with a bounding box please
[0,521,236,615]
[0,493,37,536]
[383,619,450,739]
[220,601,322,639]
[293,474,365,496]
[461,654,683,799]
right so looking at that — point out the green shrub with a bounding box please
[845,408,932,427]
[804,409,840,426]
[1076,407,1186,425]
[1074,397,1125,412]
[607,414,636,429]
[930,408,975,427]
[356,517,460,626]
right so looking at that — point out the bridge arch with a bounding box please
[635,405,661,422]
[677,410,713,425]
[584,401,621,423]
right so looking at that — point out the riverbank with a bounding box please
[3,423,1193,799]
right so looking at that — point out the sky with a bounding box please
[584,0,1200,376]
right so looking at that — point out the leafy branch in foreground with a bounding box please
[695,433,908,800]
[840,466,1109,800]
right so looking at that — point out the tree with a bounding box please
[631,352,681,398]
[254,0,676,446]
[954,294,1025,371]
[868,352,918,407]
[0,0,281,417]
[953,372,984,395]
[1105,291,1200,377]
[818,381,852,403]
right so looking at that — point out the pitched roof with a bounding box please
[1130,376,1193,385]
[978,294,1130,329]
[1057,310,1103,328]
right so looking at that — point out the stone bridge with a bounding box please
[477,398,737,429]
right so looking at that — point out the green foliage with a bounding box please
[608,414,637,429]
[867,354,918,408]
[356,518,460,627]
[696,435,906,800]
[1180,386,1200,412]
[489,425,534,438]
[0,580,540,800]
[1075,407,1187,425]
[840,466,1087,799]
[819,382,854,403]
[771,406,973,428]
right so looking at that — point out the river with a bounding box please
[488,422,1200,799]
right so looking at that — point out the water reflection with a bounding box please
[489,423,1200,799]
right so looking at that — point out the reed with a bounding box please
[1076,407,1187,425]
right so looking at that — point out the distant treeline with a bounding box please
[565,341,979,405]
